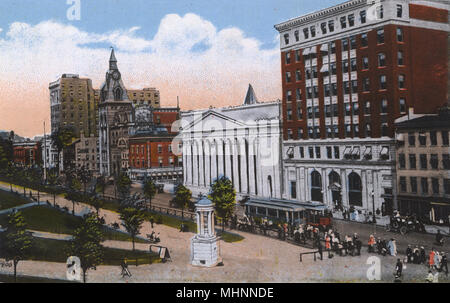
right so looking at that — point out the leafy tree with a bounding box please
[89,193,104,218]
[119,207,145,251]
[51,127,76,174]
[69,212,104,283]
[94,176,106,198]
[1,210,33,282]
[46,168,59,206]
[66,177,82,215]
[115,172,131,200]
[171,184,192,219]
[208,176,236,231]
[143,178,157,209]
[77,167,92,194]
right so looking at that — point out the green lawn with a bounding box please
[0,189,31,210]
[218,231,245,243]
[0,206,149,244]
[0,237,159,266]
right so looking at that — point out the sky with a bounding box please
[0,0,342,137]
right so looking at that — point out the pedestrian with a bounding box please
[150,217,154,229]
[395,258,403,277]
[420,246,426,264]
[441,253,448,276]
[429,249,435,269]
[434,251,441,271]
[406,245,412,263]
[316,238,323,260]
[368,235,376,253]
[325,234,331,251]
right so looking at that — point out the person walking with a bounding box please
[426,270,434,283]
[150,217,155,229]
[406,245,413,263]
[440,253,448,276]
[395,258,403,277]
[368,235,376,253]
[429,249,436,269]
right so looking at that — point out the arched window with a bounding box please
[311,170,323,202]
[114,87,122,101]
[348,172,362,206]
[329,171,342,207]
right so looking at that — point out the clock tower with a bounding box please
[98,48,134,176]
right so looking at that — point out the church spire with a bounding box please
[243,84,259,105]
[109,47,118,70]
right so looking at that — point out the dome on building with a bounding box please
[196,197,213,206]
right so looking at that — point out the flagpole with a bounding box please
[44,121,47,183]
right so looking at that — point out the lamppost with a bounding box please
[371,190,376,224]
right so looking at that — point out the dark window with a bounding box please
[284,34,290,45]
[362,57,369,70]
[398,51,404,66]
[342,39,349,51]
[399,98,406,114]
[328,20,334,32]
[361,33,368,47]
[420,154,427,169]
[351,58,357,72]
[286,90,292,102]
[332,83,338,96]
[350,36,357,49]
[379,75,387,90]
[294,30,299,42]
[421,178,428,194]
[400,176,407,192]
[351,80,358,94]
[348,172,362,206]
[363,78,370,92]
[377,28,384,44]
[295,50,301,62]
[311,171,323,202]
[340,16,347,29]
[299,146,304,158]
[430,131,437,146]
[360,10,366,24]
[419,132,427,146]
[334,146,340,159]
[324,84,331,97]
[297,102,303,119]
[296,69,302,81]
[303,28,309,39]
[432,178,439,195]
[398,74,405,89]
[399,153,405,169]
[296,88,302,101]
[364,101,371,114]
[397,5,403,18]
[445,179,450,195]
[408,132,415,146]
[430,154,438,169]
[348,14,355,27]
[378,53,386,67]
[298,127,303,138]
[345,103,351,116]
[443,154,450,169]
[331,42,336,54]
[291,181,297,199]
[377,5,384,19]
[409,154,416,169]
[315,146,321,158]
[442,131,449,146]
[321,23,327,35]
[410,177,417,193]
[381,98,388,114]
[285,52,291,64]
[310,26,316,38]
[327,146,332,159]
[308,147,314,158]
[342,60,348,73]
[331,63,337,75]
[286,71,291,83]
[287,129,293,139]
[397,28,404,42]
[343,81,350,94]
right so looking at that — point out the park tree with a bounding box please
[171,184,192,219]
[77,167,92,194]
[208,176,236,231]
[69,212,104,283]
[94,176,106,198]
[143,178,157,209]
[51,127,76,174]
[119,207,145,251]
[89,193,104,218]
[1,210,33,282]
[115,172,131,200]
[66,177,82,215]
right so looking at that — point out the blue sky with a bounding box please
[0,0,342,49]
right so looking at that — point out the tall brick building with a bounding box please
[275,0,449,215]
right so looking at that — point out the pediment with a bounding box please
[182,110,245,132]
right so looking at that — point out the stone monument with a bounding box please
[190,197,221,267]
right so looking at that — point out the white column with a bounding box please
[232,140,240,193]
[239,138,248,194]
[193,142,199,186]
[224,140,232,182]
[248,140,256,195]
[211,142,217,184]
[196,212,200,234]
[341,169,348,207]
[217,140,224,178]
[198,141,205,187]
[205,141,211,187]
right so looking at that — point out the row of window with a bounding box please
[130,144,173,154]
[407,131,449,147]
[399,177,450,196]
[287,145,389,161]
[283,5,403,45]
[398,153,450,170]
[284,27,404,65]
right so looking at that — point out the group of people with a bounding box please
[323,230,362,257]
[367,235,398,256]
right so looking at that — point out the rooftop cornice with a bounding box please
[274,0,369,32]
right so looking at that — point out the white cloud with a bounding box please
[0,13,281,136]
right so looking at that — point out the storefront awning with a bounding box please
[363,146,372,156]
[343,146,352,156]
[352,147,360,156]
[302,47,310,56]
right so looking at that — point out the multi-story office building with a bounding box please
[13,141,42,167]
[395,107,450,223]
[49,74,98,137]
[74,133,99,175]
[275,0,449,215]
[127,87,161,108]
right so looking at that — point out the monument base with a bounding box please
[190,235,221,267]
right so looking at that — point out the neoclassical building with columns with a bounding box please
[179,86,283,200]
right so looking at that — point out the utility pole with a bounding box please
[43,121,47,183]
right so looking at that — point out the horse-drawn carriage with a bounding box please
[386,213,426,235]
